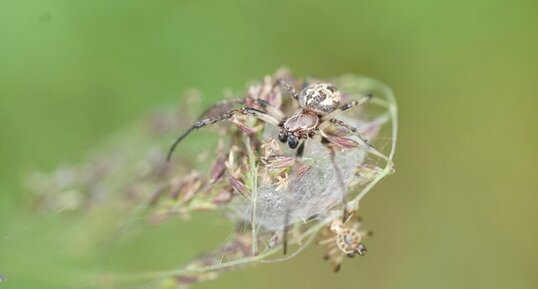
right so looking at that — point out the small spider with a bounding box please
[167,78,379,253]
[318,216,369,272]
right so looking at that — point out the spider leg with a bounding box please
[253,98,285,120]
[328,118,373,147]
[282,141,306,254]
[274,79,299,100]
[296,140,306,158]
[329,250,344,272]
[166,107,280,161]
[325,118,390,162]
[301,78,310,90]
[198,98,285,121]
[318,236,337,246]
[196,98,245,119]
[321,94,372,121]
[324,136,352,222]
[282,210,290,255]
[306,132,352,223]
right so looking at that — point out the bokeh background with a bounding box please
[1,0,537,288]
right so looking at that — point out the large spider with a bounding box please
[167,79,382,253]
[167,79,375,159]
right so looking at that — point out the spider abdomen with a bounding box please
[299,83,341,115]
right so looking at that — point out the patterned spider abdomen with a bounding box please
[336,228,363,255]
[298,83,341,115]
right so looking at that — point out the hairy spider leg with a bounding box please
[253,99,285,120]
[319,134,352,222]
[318,236,336,246]
[274,79,299,100]
[329,146,350,222]
[327,118,373,148]
[317,93,384,157]
[281,127,353,253]
[290,130,352,224]
[318,116,391,222]
[326,118,391,162]
[325,245,343,272]
[166,107,280,161]
[197,98,285,121]
[281,141,306,255]
[321,93,372,121]
[196,98,246,119]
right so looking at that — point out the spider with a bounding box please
[167,78,383,253]
[318,216,369,272]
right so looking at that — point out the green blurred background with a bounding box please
[1,0,537,288]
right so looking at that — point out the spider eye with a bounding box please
[288,136,299,149]
[278,132,288,143]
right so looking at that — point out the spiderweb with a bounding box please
[139,72,397,285]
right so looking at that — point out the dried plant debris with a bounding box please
[26,68,397,288]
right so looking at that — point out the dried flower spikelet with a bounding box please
[230,113,266,136]
[259,139,296,188]
[212,189,234,205]
[260,138,281,159]
[355,120,382,142]
[246,75,282,108]
[321,126,361,150]
[227,174,248,198]
[224,146,249,198]
[177,172,204,202]
[263,156,296,170]
[354,164,384,184]
[209,141,228,182]
[150,172,203,222]
[274,173,290,192]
